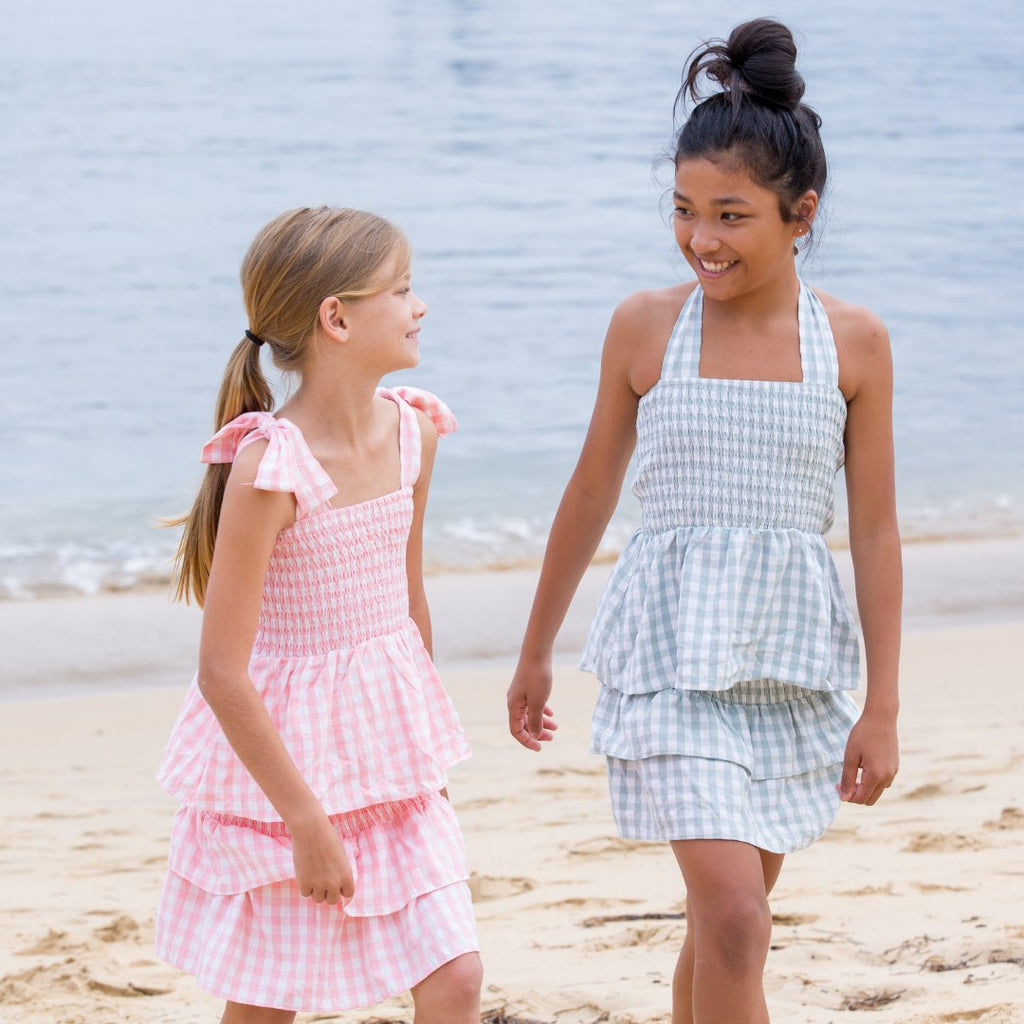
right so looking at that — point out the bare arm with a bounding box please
[198,443,354,902]
[406,410,438,657]
[834,304,902,805]
[507,296,648,749]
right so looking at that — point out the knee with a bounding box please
[444,951,483,1003]
[697,894,771,972]
[416,951,482,1014]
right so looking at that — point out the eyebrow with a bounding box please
[673,191,753,206]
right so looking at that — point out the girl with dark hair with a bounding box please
[507,19,901,1023]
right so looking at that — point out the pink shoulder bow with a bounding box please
[389,386,458,436]
[200,412,337,516]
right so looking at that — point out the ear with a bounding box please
[792,190,819,238]
[319,296,349,341]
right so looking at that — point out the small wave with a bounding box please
[1,501,1021,600]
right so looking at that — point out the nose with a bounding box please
[412,291,427,318]
[689,220,720,254]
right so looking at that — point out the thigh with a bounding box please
[759,847,785,896]
[671,839,769,902]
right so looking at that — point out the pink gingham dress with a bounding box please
[155,387,477,1012]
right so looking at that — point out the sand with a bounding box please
[1,538,1023,1023]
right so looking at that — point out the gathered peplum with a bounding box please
[581,282,861,780]
[157,386,471,847]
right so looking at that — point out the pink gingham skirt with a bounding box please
[155,792,477,1011]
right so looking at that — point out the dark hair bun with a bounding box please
[684,18,804,112]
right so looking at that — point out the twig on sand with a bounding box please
[581,911,686,928]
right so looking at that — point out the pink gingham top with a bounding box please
[157,387,471,824]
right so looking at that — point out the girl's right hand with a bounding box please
[290,813,355,904]
[507,653,559,751]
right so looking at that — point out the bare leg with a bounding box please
[672,895,697,1024]
[220,1004,296,1024]
[669,840,784,1024]
[411,951,483,1024]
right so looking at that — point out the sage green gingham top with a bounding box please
[581,281,860,749]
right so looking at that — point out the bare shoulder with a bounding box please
[813,288,892,398]
[814,288,890,357]
[411,405,439,447]
[228,437,270,483]
[608,282,698,395]
[611,281,697,335]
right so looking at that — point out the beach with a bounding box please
[0,537,1022,1023]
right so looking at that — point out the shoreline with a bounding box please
[3,533,1023,703]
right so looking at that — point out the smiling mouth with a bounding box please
[697,258,738,273]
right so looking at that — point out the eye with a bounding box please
[720,212,744,222]
[673,205,692,219]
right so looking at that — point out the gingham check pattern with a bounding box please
[156,795,477,1012]
[578,283,862,849]
[597,681,857,849]
[157,389,474,1009]
[606,752,844,852]
[581,281,859,696]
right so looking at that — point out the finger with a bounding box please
[837,758,860,802]
[511,720,545,751]
[526,706,546,736]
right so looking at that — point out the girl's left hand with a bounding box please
[837,709,899,805]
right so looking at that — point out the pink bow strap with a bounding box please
[389,386,458,436]
[200,412,337,517]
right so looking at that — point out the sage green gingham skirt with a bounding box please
[594,679,860,853]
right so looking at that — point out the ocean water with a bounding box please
[1,0,1022,597]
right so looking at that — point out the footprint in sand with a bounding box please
[839,990,903,1010]
[0,962,87,1004]
[568,836,654,857]
[93,914,140,943]
[983,807,1024,831]
[770,912,819,926]
[913,882,970,893]
[14,929,83,956]
[468,873,535,902]
[920,1005,1023,1023]
[837,884,894,897]
[902,832,986,853]
[902,781,949,800]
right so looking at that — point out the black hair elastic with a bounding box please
[244,329,265,347]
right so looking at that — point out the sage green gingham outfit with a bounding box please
[580,281,861,852]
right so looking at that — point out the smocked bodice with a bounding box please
[580,281,860,697]
[255,491,413,657]
[634,284,847,535]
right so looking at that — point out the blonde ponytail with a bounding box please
[167,336,274,605]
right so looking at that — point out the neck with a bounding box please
[280,363,382,446]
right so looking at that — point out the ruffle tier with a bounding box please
[157,619,471,821]
[580,525,860,695]
[166,792,469,916]
[156,792,477,1012]
[592,678,860,778]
